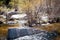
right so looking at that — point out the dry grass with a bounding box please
[33,23,60,32]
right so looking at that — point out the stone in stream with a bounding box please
[7,27,57,40]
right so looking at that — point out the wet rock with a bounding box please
[7,27,57,40]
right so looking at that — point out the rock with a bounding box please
[7,27,57,40]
